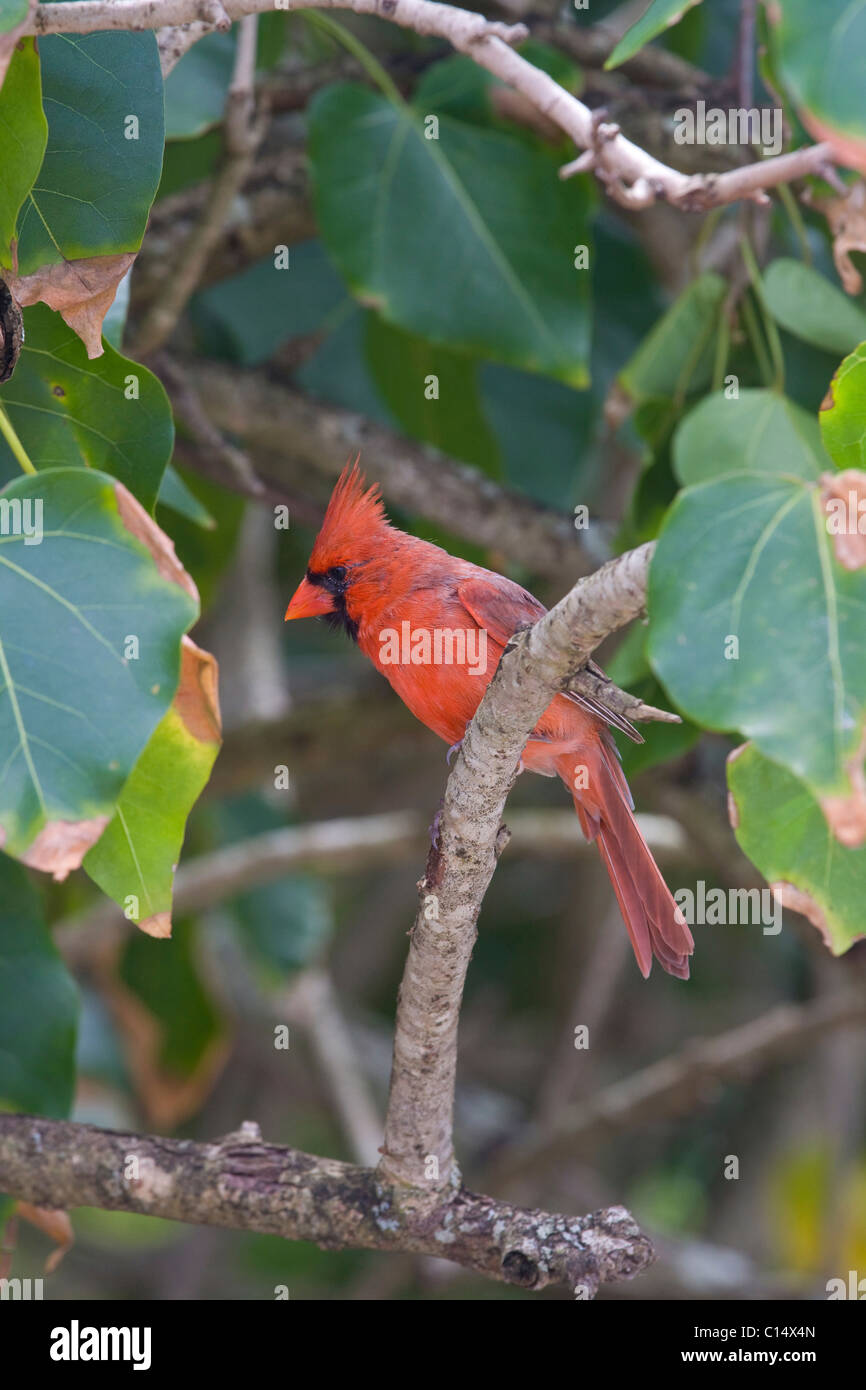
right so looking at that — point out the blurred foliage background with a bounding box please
[2,0,866,1300]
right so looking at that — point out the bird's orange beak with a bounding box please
[284,576,333,622]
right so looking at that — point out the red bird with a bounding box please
[285,463,693,979]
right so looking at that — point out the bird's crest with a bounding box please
[309,455,388,569]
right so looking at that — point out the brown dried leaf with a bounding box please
[770,881,833,948]
[176,635,222,745]
[820,469,866,571]
[820,727,866,848]
[114,481,199,603]
[813,180,866,295]
[96,950,230,1129]
[17,1203,74,1274]
[5,253,135,360]
[20,815,110,882]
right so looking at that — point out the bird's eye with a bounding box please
[324,565,348,592]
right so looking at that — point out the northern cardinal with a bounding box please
[285,462,693,979]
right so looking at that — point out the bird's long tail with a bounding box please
[555,738,693,979]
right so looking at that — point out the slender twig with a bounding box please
[281,969,383,1167]
[735,0,757,111]
[491,991,866,1184]
[133,15,268,356]
[56,807,689,965]
[27,0,842,212]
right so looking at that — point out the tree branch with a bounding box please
[170,358,593,583]
[133,14,268,355]
[0,1116,653,1294]
[379,542,656,1191]
[56,806,689,965]
[491,990,866,1184]
[29,0,842,211]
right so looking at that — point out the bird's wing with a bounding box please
[458,573,643,745]
[457,572,546,647]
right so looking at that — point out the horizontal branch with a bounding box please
[492,990,866,1183]
[56,806,689,964]
[0,1115,653,1294]
[172,359,592,583]
[30,0,841,210]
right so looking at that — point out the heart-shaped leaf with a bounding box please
[648,471,866,844]
[309,83,593,385]
[0,304,173,511]
[14,32,164,274]
[770,0,866,161]
[673,387,831,484]
[0,470,197,866]
[728,742,866,956]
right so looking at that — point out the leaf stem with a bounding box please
[0,404,36,475]
[739,290,773,388]
[777,182,812,265]
[740,237,785,391]
[301,10,404,105]
[712,305,730,393]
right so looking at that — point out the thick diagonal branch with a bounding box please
[379,542,656,1190]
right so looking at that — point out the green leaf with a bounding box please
[820,341,866,469]
[0,854,78,1116]
[481,363,595,507]
[771,0,866,148]
[309,83,593,385]
[763,260,866,357]
[0,38,47,266]
[673,388,831,485]
[0,469,197,859]
[606,624,700,777]
[158,466,215,530]
[118,917,223,1077]
[0,0,28,33]
[15,33,164,274]
[606,0,704,70]
[619,272,726,404]
[191,241,347,366]
[365,315,500,472]
[84,641,221,932]
[163,31,235,140]
[0,304,174,512]
[728,743,866,955]
[648,472,866,815]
